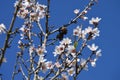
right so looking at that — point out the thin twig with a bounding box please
[45,0,50,33]
[36,21,45,36]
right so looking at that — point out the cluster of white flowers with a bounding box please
[73,25,100,40]
[28,45,53,73]
[29,45,47,56]
[73,26,86,39]
[37,56,54,73]
[87,43,102,67]
[15,0,46,22]
[0,23,6,34]
[53,38,76,57]
[53,38,79,76]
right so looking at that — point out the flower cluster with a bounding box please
[53,38,78,76]
[29,45,51,73]
[87,43,102,67]
[38,56,53,73]
[15,0,46,22]
[53,38,76,57]
[73,26,100,40]
[29,45,47,56]
[73,17,101,40]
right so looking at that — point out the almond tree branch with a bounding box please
[49,0,95,35]
[0,0,22,67]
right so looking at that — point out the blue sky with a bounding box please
[0,0,120,80]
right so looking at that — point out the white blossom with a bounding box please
[19,25,26,32]
[17,8,29,19]
[36,46,47,56]
[16,0,46,21]
[91,61,96,67]
[82,16,88,20]
[53,45,65,56]
[85,26,93,34]
[60,38,72,45]
[46,61,54,69]
[89,17,101,25]
[74,9,80,14]
[67,45,76,57]
[0,23,6,34]
[92,28,100,39]
[90,58,97,67]
[73,26,82,36]
[87,43,98,51]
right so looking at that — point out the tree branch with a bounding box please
[0,0,22,67]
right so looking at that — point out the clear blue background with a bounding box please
[0,0,120,80]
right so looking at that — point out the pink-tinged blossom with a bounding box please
[0,23,6,34]
[16,0,46,21]
[73,26,82,36]
[55,62,62,68]
[53,45,65,56]
[67,45,76,57]
[41,61,53,72]
[30,12,39,22]
[41,62,47,73]
[60,38,72,45]
[17,8,29,19]
[36,46,47,56]
[46,61,54,69]
[74,9,80,14]
[87,43,98,51]
[89,17,101,25]
[35,3,47,12]
[73,26,86,39]
[67,67,75,76]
